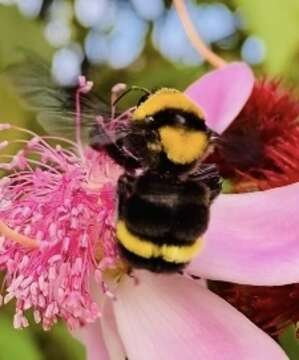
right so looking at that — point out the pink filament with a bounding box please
[0,77,132,329]
[0,221,39,248]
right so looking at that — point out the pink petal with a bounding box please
[185,62,254,134]
[72,320,110,360]
[113,271,287,360]
[74,285,126,360]
[189,182,299,285]
[101,299,127,360]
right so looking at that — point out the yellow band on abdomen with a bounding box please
[116,221,203,264]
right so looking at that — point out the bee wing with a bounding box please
[35,110,94,143]
[5,53,115,145]
[189,163,222,201]
[37,108,130,147]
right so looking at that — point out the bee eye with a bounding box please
[175,114,186,125]
[144,116,154,125]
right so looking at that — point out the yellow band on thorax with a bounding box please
[117,221,203,264]
[132,88,205,121]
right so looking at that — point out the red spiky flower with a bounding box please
[211,79,299,192]
[211,282,299,337]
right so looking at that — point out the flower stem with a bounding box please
[173,0,227,69]
[0,221,39,249]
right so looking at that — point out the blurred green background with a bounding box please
[0,0,299,359]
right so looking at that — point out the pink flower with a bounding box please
[0,65,297,358]
[76,271,288,360]
[0,127,123,330]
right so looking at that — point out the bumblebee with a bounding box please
[110,89,221,272]
[7,57,221,273]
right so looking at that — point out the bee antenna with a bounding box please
[112,86,151,107]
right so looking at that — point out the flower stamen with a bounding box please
[76,76,93,163]
[0,125,124,329]
[0,220,38,249]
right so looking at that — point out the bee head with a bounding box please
[132,88,211,165]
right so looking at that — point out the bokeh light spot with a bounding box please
[16,0,42,18]
[74,0,108,27]
[241,35,266,65]
[44,20,72,47]
[130,0,165,21]
[52,47,82,86]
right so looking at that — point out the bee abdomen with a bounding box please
[119,244,187,273]
[117,172,210,272]
[116,220,203,272]
[124,188,209,242]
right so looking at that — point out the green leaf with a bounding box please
[47,325,85,360]
[279,325,299,360]
[0,314,42,360]
[233,0,299,75]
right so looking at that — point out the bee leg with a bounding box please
[127,269,140,285]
